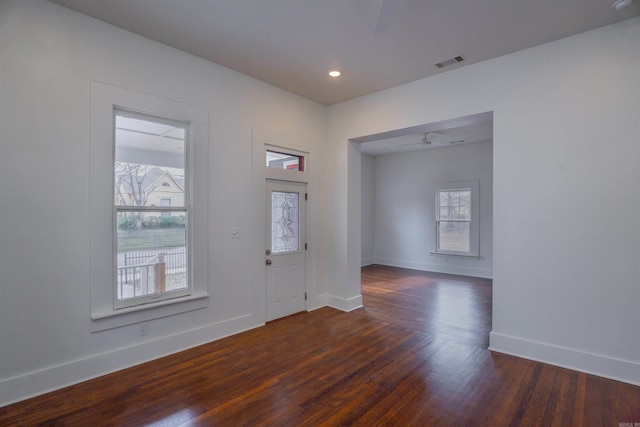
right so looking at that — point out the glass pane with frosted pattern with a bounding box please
[271,191,299,254]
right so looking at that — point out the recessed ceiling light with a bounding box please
[329,70,341,77]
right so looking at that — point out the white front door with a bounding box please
[265,180,306,321]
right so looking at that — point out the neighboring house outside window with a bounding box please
[160,198,172,217]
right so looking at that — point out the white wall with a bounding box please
[371,141,493,277]
[0,0,325,406]
[360,153,375,266]
[324,17,640,384]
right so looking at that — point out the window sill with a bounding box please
[430,251,479,259]
[91,292,209,332]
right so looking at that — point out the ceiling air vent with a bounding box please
[435,56,464,69]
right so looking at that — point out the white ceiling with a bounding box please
[50,0,640,106]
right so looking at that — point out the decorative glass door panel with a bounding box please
[271,191,299,254]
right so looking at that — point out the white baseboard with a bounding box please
[361,257,375,267]
[373,257,492,279]
[0,314,258,407]
[317,293,363,312]
[489,331,640,386]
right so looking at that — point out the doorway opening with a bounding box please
[356,112,494,344]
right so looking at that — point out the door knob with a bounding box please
[265,259,272,266]
[265,249,271,255]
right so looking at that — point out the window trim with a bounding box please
[431,181,480,258]
[90,81,209,332]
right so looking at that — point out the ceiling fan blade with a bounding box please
[398,142,425,147]
[375,0,400,35]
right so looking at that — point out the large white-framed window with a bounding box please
[90,81,209,332]
[433,181,479,257]
[113,109,190,309]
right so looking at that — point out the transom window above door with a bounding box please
[266,149,305,172]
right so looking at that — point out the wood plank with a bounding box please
[1,265,639,426]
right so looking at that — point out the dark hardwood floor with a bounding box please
[1,264,639,426]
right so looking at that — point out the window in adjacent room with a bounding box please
[434,183,478,257]
[114,109,190,309]
[436,189,470,253]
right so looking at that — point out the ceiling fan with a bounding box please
[398,132,464,148]
[375,0,401,35]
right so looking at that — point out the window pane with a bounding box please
[437,190,471,220]
[266,150,305,171]
[115,114,185,208]
[271,191,299,254]
[116,211,187,300]
[438,221,470,253]
[113,111,190,307]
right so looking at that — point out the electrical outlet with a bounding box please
[139,322,149,337]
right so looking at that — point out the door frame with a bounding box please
[251,129,319,326]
